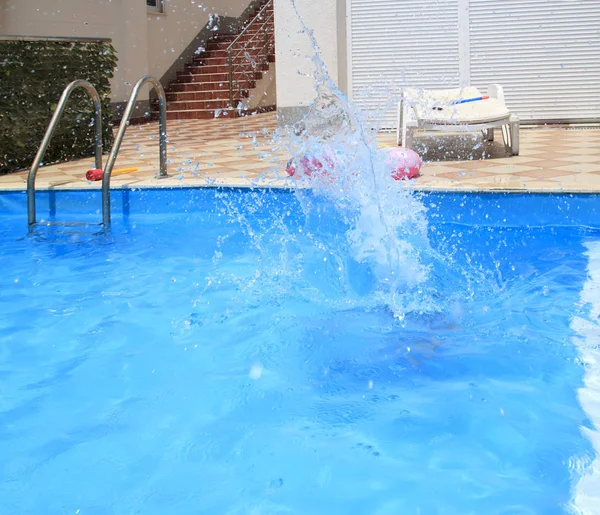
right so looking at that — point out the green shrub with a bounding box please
[0,39,117,174]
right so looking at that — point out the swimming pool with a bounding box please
[1,188,599,514]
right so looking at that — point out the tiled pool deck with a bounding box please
[1,112,599,192]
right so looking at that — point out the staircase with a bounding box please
[160,0,275,121]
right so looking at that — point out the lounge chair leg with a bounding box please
[510,115,520,156]
[501,124,511,153]
[399,127,407,148]
[406,124,416,150]
[396,102,403,146]
[486,128,494,142]
[397,94,412,147]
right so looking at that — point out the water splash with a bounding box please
[279,0,439,319]
[194,1,462,321]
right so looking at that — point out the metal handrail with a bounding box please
[230,13,274,75]
[227,0,274,112]
[27,79,103,230]
[226,0,273,54]
[228,10,274,64]
[102,75,167,228]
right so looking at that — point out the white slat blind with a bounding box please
[349,0,461,128]
[470,0,600,122]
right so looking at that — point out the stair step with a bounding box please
[208,34,237,42]
[251,8,274,16]
[184,64,228,74]
[205,35,272,47]
[184,62,270,75]
[194,48,273,62]
[192,54,274,67]
[248,8,273,16]
[165,109,241,121]
[227,35,274,46]
[207,41,273,51]
[241,26,274,33]
[166,99,242,111]
[196,49,232,59]
[192,57,229,66]
[200,45,273,56]
[176,71,263,83]
[231,27,275,36]
[200,50,273,63]
[166,89,249,102]
[159,1,274,120]
[169,80,257,92]
[236,30,275,38]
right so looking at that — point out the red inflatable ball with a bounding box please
[86,168,103,181]
[386,147,422,180]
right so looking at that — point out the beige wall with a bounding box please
[0,0,148,103]
[246,67,276,110]
[146,0,249,82]
[0,0,249,104]
[273,0,345,121]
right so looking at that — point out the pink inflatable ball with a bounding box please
[386,147,422,180]
[286,153,336,178]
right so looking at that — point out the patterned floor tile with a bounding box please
[512,168,575,179]
[553,163,600,173]
[2,113,599,193]
[556,154,600,163]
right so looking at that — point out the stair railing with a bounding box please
[102,75,168,228]
[26,75,167,233]
[226,0,274,114]
[27,79,103,231]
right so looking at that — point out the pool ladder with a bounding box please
[27,75,168,234]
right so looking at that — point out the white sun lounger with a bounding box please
[396,85,519,156]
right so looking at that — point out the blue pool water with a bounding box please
[1,188,599,514]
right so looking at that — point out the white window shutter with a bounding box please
[349,0,461,129]
[469,0,600,123]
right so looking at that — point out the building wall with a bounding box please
[0,0,148,104]
[345,0,600,124]
[273,0,345,125]
[0,0,250,107]
[335,0,347,95]
[146,0,251,85]
[247,67,277,110]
